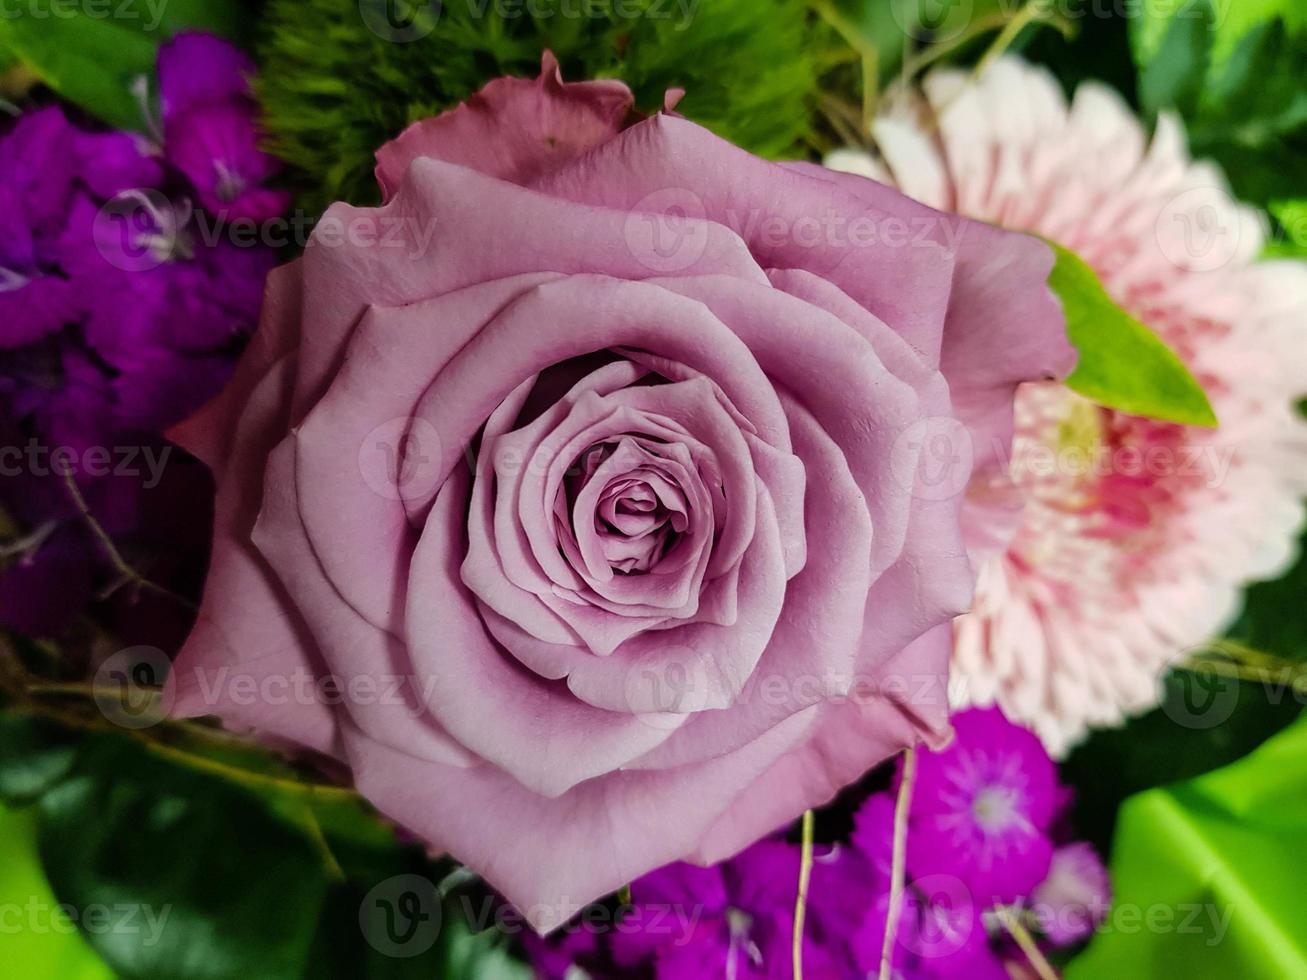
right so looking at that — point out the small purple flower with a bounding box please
[1030,842,1111,946]
[905,707,1058,906]
[157,32,291,223]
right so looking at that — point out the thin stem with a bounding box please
[617,884,632,908]
[899,11,1012,81]
[818,94,867,150]
[299,805,345,881]
[27,682,161,700]
[61,469,197,613]
[138,739,360,801]
[996,906,1059,980]
[861,48,880,133]
[974,1,1075,79]
[880,747,916,980]
[1182,655,1307,689]
[792,809,815,980]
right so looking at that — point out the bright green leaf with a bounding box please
[1066,713,1307,978]
[1264,200,1307,257]
[1137,0,1213,117]
[0,803,115,980]
[1048,242,1218,427]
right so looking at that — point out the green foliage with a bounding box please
[0,710,523,979]
[0,0,249,130]
[0,804,115,980]
[0,711,79,805]
[1048,241,1217,427]
[1225,528,1307,664]
[256,0,820,215]
[1061,669,1303,857]
[36,732,330,980]
[1131,0,1307,70]
[1132,0,1307,207]
[1264,199,1307,258]
[1066,713,1307,978]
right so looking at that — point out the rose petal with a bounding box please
[339,703,819,932]
[374,51,634,201]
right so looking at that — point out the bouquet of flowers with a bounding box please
[1,1,1304,977]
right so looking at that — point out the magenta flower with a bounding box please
[157,32,291,223]
[905,707,1058,905]
[0,35,283,639]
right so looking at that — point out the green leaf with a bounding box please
[1137,0,1213,118]
[1062,669,1302,856]
[1066,712,1307,978]
[1130,4,1307,207]
[438,911,533,980]
[0,711,80,806]
[0,803,115,980]
[1264,199,1307,257]
[1132,0,1307,71]
[0,0,248,131]
[37,731,330,980]
[1048,242,1218,427]
[0,14,157,130]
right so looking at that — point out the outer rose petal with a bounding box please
[690,624,954,865]
[374,51,634,201]
[792,160,1077,478]
[292,159,765,420]
[533,115,959,361]
[339,704,820,933]
[167,353,339,757]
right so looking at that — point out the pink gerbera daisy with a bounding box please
[829,58,1307,754]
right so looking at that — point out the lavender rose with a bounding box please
[168,55,1073,929]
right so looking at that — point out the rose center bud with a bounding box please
[558,434,705,579]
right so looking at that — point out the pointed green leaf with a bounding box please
[1049,241,1217,428]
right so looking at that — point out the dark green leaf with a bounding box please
[1224,528,1307,663]
[1049,242,1218,427]
[0,710,80,806]
[1131,3,1307,207]
[37,732,329,980]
